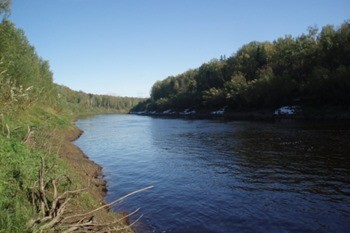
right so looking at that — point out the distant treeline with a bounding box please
[0,19,142,117]
[57,85,143,113]
[132,21,350,112]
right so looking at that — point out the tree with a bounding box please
[136,21,350,113]
[0,0,11,18]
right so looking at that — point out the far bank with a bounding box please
[130,106,350,121]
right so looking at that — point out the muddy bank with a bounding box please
[62,126,107,196]
[53,123,132,231]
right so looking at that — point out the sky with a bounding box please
[10,0,350,97]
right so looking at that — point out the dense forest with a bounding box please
[132,21,350,114]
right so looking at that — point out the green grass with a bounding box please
[0,104,129,232]
[0,138,61,232]
[0,107,71,232]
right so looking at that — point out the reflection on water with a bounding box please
[75,115,350,233]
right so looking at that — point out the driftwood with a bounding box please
[27,157,83,231]
[28,157,153,232]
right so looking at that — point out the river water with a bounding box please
[75,114,350,233]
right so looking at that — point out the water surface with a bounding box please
[75,114,350,233]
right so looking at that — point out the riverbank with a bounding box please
[0,108,134,232]
[53,122,133,231]
[0,15,143,232]
[130,106,350,121]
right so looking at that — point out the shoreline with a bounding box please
[68,124,108,196]
[130,107,350,121]
[62,111,350,231]
[55,120,132,230]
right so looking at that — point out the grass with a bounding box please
[0,76,136,232]
[0,104,136,232]
[0,109,69,232]
[0,104,79,232]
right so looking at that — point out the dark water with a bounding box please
[75,114,350,233]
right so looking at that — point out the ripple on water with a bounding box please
[75,115,350,233]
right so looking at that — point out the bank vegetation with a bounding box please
[0,3,143,232]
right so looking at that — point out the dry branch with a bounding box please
[23,125,32,143]
[28,157,153,232]
[64,185,154,221]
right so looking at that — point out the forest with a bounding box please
[132,21,350,114]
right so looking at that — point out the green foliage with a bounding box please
[56,85,143,115]
[0,18,142,232]
[202,87,226,108]
[224,73,247,108]
[134,21,350,113]
[196,59,227,95]
[0,0,11,18]
[0,135,65,232]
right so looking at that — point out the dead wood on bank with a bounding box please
[27,157,153,232]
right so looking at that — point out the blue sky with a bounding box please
[10,0,350,97]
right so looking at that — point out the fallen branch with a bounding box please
[67,207,141,230]
[28,157,153,232]
[64,185,154,221]
[27,157,86,231]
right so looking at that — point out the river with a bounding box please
[75,114,350,233]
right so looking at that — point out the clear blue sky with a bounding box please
[10,0,350,97]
